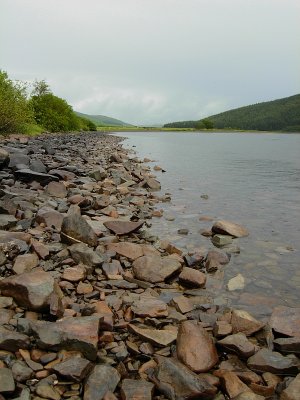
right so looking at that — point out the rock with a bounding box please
[61,213,98,247]
[0,148,9,168]
[212,234,233,246]
[234,393,264,400]
[144,178,161,191]
[0,326,30,351]
[32,316,101,361]
[94,301,114,331]
[129,324,177,347]
[247,348,298,375]
[270,306,300,337]
[35,206,64,230]
[177,321,218,372]
[0,368,15,393]
[281,373,300,400]
[29,159,47,173]
[15,169,59,185]
[231,310,265,336]
[13,253,39,274]
[31,239,50,260]
[107,242,144,260]
[121,379,154,400]
[45,181,67,198]
[227,274,245,291]
[11,360,34,382]
[172,295,194,314]
[35,383,60,400]
[0,296,13,308]
[274,337,300,354]
[84,365,120,400]
[217,333,256,359]
[62,265,86,282]
[212,220,249,238]
[132,255,181,283]
[69,242,103,268]
[0,270,60,311]
[103,220,144,235]
[52,356,93,382]
[152,356,217,399]
[178,267,206,288]
[77,281,93,294]
[89,167,107,181]
[9,152,30,168]
[214,370,252,399]
[131,296,169,318]
[213,320,233,338]
[0,214,18,230]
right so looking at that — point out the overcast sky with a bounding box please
[1,0,299,125]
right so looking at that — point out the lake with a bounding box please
[116,131,300,318]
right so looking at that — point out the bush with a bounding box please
[0,70,33,134]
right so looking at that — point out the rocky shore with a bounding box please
[0,131,299,399]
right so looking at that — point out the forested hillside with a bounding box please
[164,94,300,131]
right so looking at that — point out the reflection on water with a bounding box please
[119,131,300,318]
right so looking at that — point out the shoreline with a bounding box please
[0,131,299,399]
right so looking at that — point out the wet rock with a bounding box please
[152,355,217,399]
[61,212,98,247]
[13,253,39,274]
[247,348,299,375]
[178,267,206,288]
[45,181,67,198]
[15,169,59,185]
[129,324,177,346]
[281,373,300,400]
[132,255,181,283]
[143,178,161,191]
[121,379,154,400]
[0,326,30,351]
[270,306,300,337]
[84,364,120,400]
[0,368,15,393]
[212,220,249,238]
[177,321,218,372]
[227,274,245,291]
[107,242,144,260]
[131,295,169,318]
[32,316,101,360]
[35,206,64,230]
[231,309,265,336]
[52,356,92,382]
[212,234,233,246]
[0,270,60,311]
[104,220,144,235]
[217,333,256,359]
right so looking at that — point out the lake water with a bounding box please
[116,131,300,318]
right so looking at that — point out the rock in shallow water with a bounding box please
[212,220,249,238]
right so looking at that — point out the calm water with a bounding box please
[117,131,300,318]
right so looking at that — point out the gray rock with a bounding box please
[69,242,103,269]
[15,169,59,185]
[0,148,10,168]
[0,214,18,230]
[0,368,15,393]
[247,348,298,375]
[121,379,154,400]
[30,159,47,173]
[84,364,120,400]
[12,360,34,382]
[61,213,98,247]
[52,356,93,382]
[0,326,30,352]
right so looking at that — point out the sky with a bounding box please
[1,0,299,125]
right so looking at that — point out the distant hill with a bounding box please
[75,111,133,127]
[164,94,300,132]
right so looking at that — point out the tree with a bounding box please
[0,70,33,134]
[31,79,51,97]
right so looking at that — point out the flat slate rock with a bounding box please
[121,379,154,400]
[103,220,144,235]
[270,306,300,337]
[212,220,249,238]
[0,326,30,352]
[15,168,59,185]
[132,255,182,283]
[84,364,120,400]
[52,356,93,382]
[247,348,299,376]
[129,324,177,347]
[152,356,216,400]
[217,333,256,359]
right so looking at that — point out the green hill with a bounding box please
[164,94,300,132]
[75,111,133,127]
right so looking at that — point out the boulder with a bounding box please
[177,321,218,372]
[212,220,249,238]
[152,356,216,399]
[0,270,60,311]
[132,255,181,283]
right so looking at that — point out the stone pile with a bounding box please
[0,132,299,399]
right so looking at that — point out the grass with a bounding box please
[22,123,45,136]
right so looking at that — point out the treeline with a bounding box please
[164,94,300,132]
[0,70,97,135]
